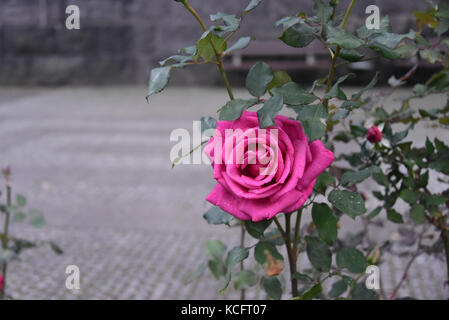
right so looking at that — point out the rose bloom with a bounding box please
[366,125,382,143]
[204,111,334,221]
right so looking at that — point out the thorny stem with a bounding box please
[285,213,298,297]
[439,216,449,285]
[180,0,235,100]
[275,212,300,298]
[1,178,11,298]
[240,222,246,300]
[323,0,358,110]
[388,226,427,300]
[293,209,303,255]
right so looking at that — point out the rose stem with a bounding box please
[323,0,357,111]
[1,176,11,298]
[240,222,246,300]
[274,214,298,297]
[439,216,449,285]
[179,0,235,100]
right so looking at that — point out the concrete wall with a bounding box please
[0,0,427,85]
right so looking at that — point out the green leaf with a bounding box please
[210,12,240,34]
[328,279,348,298]
[16,194,27,207]
[234,270,258,290]
[254,241,284,265]
[298,283,322,300]
[313,171,336,195]
[271,82,317,106]
[260,229,284,246]
[395,43,418,59]
[372,170,389,187]
[369,42,401,60]
[203,206,233,225]
[312,203,338,245]
[400,189,418,204]
[341,166,381,187]
[220,246,250,292]
[370,30,415,49]
[267,70,292,92]
[246,62,274,97]
[324,74,354,100]
[306,236,332,272]
[28,210,45,228]
[243,0,262,14]
[328,190,366,219]
[350,124,367,137]
[410,204,426,225]
[357,16,392,38]
[351,283,379,300]
[339,48,364,62]
[387,209,404,224]
[367,206,382,219]
[219,99,257,121]
[280,23,316,48]
[257,94,284,128]
[423,194,448,206]
[49,241,63,255]
[326,25,364,49]
[208,260,227,279]
[197,33,226,62]
[206,240,227,260]
[200,116,217,133]
[224,36,251,54]
[351,73,378,100]
[293,104,329,141]
[245,220,272,239]
[262,277,282,300]
[146,67,171,99]
[159,54,193,66]
[293,272,313,283]
[0,249,16,264]
[275,16,302,31]
[13,212,26,222]
[420,49,444,64]
[313,0,333,23]
[336,248,368,274]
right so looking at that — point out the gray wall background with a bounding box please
[0,0,428,85]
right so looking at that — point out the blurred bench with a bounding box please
[224,40,331,71]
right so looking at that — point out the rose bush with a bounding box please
[148,0,449,300]
[204,111,334,221]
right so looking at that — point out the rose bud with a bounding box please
[366,126,382,143]
[361,192,367,201]
[367,247,381,265]
[2,166,11,178]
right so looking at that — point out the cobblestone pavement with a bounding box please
[0,87,448,299]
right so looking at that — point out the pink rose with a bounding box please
[366,126,382,143]
[204,111,334,221]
